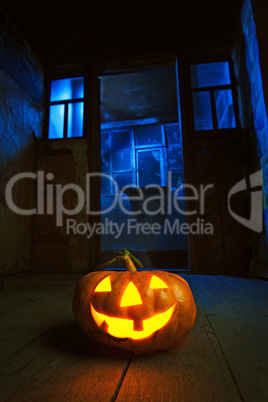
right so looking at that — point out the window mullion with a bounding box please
[192,84,231,92]
[109,132,113,194]
[130,127,136,187]
[64,103,68,138]
[210,91,218,130]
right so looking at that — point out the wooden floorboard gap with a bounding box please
[1,274,267,401]
[204,313,244,402]
[111,354,134,402]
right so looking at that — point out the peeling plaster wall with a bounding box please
[0,72,44,274]
[0,9,44,275]
[232,0,268,277]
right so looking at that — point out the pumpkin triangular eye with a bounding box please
[120,282,142,307]
[95,276,112,292]
[149,275,168,289]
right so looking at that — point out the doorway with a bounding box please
[98,63,190,270]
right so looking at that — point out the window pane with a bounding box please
[169,169,183,192]
[112,150,132,171]
[101,151,110,171]
[67,102,84,138]
[101,132,110,151]
[50,77,84,102]
[113,172,133,190]
[168,147,182,169]
[135,124,163,146]
[101,175,112,194]
[111,129,131,151]
[138,150,161,187]
[191,62,231,88]
[165,123,181,146]
[214,89,236,129]
[48,104,64,139]
[192,92,213,130]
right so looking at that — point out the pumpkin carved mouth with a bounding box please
[73,249,197,352]
[90,303,176,340]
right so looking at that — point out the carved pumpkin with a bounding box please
[72,249,196,353]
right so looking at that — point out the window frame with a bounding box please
[136,146,167,187]
[101,127,135,194]
[101,123,183,194]
[47,75,85,140]
[187,59,240,138]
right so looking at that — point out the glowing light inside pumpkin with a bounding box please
[149,275,168,289]
[90,303,175,339]
[120,282,142,307]
[94,276,111,292]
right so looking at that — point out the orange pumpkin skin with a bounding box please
[72,270,196,353]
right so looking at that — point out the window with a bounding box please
[48,77,84,139]
[101,123,183,194]
[190,62,236,131]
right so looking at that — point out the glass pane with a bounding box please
[101,151,110,171]
[112,150,132,171]
[101,132,110,151]
[214,89,236,129]
[138,150,161,187]
[67,102,84,138]
[169,169,183,192]
[50,77,84,102]
[168,147,182,169]
[111,129,131,151]
[113,172,133,191]
[135,124,163,146]
[191,62,231,88]
[101,175,112,194]
[192,91,213,130]
[165,123,181,146]
[48,104,64,139]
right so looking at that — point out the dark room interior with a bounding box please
[0,0,268,400]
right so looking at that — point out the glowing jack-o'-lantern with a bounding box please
[72,249,196,353]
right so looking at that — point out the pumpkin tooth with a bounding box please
[133,320,144,331]
[100,320,109,332]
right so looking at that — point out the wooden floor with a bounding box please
[0,273,268,402]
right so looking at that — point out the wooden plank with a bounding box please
[203,190,220,216]
[189,140,250,276]
[190,275,268,402]
[188,136,242,150]
[200,248,226,275]
[0,274,82,362]
[1,273,267,401]
[214,147,250,277]
[195,222,223,260]
[194,213,226,275]
[0,273,82,314]
[190,147,227,276]
[219,275,268,309]
[0,273,131,401]
[116,275,241,402]
[0,317,132,401]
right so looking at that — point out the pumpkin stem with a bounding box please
[98,248,143,272]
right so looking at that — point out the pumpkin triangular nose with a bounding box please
[121,282,142,307]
